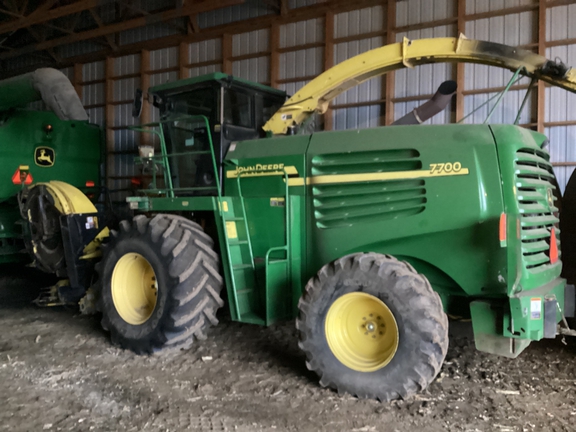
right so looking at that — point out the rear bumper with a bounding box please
[470,276,565,358]
[509,276,565,341]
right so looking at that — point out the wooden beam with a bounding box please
[222,33,232,75]
[89,8,118,51]
[270,21,280,88]
[0,0,245,60]
[0,0,114,36]
[2,0,383,74]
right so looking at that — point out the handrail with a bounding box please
[263,36,576,135]
[264,169,292,325]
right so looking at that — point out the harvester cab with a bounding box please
[138,74,287,195]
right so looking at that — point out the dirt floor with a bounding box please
[1,265,576,432]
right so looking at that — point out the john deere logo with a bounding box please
[35,147,55,167]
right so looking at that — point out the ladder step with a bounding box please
[233,264,253,270]
[236,288,255,294]
[224,217,245,221]
[229,240,249,245]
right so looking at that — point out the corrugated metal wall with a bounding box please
[11,0,576,197]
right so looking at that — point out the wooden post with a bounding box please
[324,11,334,131]
[270,21,280,89]
[222,33,232,75]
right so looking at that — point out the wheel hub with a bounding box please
[325,292,399,372]
[111,253,158,325]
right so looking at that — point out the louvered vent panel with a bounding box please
[312,149,425,228]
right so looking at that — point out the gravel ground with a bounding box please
[1,264,576,432]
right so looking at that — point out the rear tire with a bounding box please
[297,252,448,401]
[97,214,224,354]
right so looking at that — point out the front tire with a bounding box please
[98,214,224,354]
[297,253,448,400]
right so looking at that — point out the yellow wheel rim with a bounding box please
[111,253,158,325]
[325,292,399,372]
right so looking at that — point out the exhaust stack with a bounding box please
[392,80,457,126]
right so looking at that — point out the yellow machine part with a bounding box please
[325,292,399,373]
[263,36,576,134]
[34,181,109,258]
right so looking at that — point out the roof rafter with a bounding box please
[0,0,244,60]
[89,8,117,51]
[0,0,116,36]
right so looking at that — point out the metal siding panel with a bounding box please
[546,45,576,123]
[149,71,179,87]
[150,47,179,71]
[57,41,101,59]
[546,125,576,193]
[466,0,533,15]
[279,47,323,80]
[397,0,454,27]
[464,64,531,91]
[288,0,325,9]
[466,12,535,47]
[114,54,141,76]
[59,67,73,80]
[113,130,139,155]
[189,39,222,63]
[115,104,138,129]
[189,64,222,78]
[278,80,310,96]
[82,61,105,81]
[334,6,384,39]
[546,5,576,42]
[463,90,531,125]
[113,77,141,103]
[280,18,324,49]
[333,105,381,130]
[86,107,105,127]
[82,83,105,106]
[233,29,270,56]
[232,57,269,84]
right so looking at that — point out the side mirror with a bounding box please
[132,88,143,118]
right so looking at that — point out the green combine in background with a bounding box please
[0,68,101,282]
[11,37,576,401]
